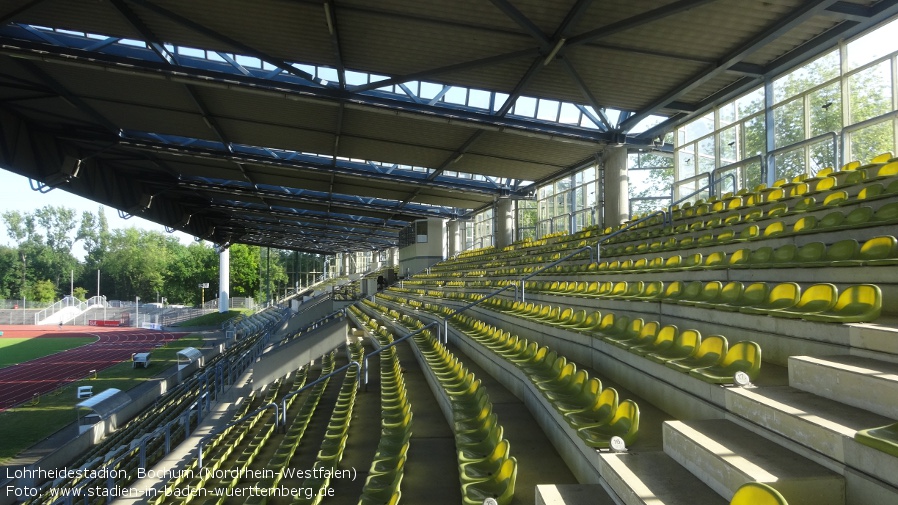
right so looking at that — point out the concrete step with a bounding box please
[663,419,844,505]
[599,451,726,505]
[726,385,898,491]
[790,355,898,420]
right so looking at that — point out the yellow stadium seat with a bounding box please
[855,422,898,458]
[689,340,762,384]
[800,284,882,323]
[578,399,640,448]
[770,283,837,319]
[739,282,800,314]
[730,482,788,505]
[645,329,701,364]
[666,335,728,373]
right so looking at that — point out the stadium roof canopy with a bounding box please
[1,0,896,253]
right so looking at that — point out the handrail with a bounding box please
[711,172,737,197]
[839,110,898,167]
[197,402,279,469]
[710,155,764,194]
[672,171,713,202]
[766,131,838,183]
[595,209,668,264]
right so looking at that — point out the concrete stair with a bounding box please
[599,451,726,505]
[663,419,844,504]
[789,355,898,419]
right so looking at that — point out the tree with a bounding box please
[100,228,168,300]
[229,243,260,297]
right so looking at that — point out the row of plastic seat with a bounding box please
[363,302,517,505]
[350,309,412,505]
[462,234,898,281]
[294,342,364,505]
[427,200,898,281]
[154,368,294,503]
[470,296,762,385]
[521,278,883,323]
[380,287,760,386]
[248,363,335,504]
[440,309,641,449]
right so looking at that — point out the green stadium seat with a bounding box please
[566,388,618,428]
[855,422,898,458]
[817,210,846,229]
[645,329,701,364]
[886,179,898,194]
[738,282,800,314]
[635,281,664,300]
[820,238,860,266]
[658,281,685,303]
[578,399,640,448]
[735,224,760,241]
[761,220,786,239]
[841,206,875,228]
[680,281,722,307]
[770,244,797,266]
[821,190,850,208]
[858,236,898,265]
[787,196,816,213]
[867,160,898,181]
[688,340,762,384]
[770,283,837,319]
[800,284,882,323]
[553,377,602,413]
[702,251,727,269]
[873,202,898,223]
[792,241,826,266]
[694,282,742,309]
[460,457,517,505]
[459,439,510,482]
[676,281,705,305]
[729,482,788,505]
[666,335,728,373]
[857,183,885,200]
[728,248,751,268]
[766,202,789,218]
[630,325,679,357]
[607,321,657,349]
[789,215,817,235]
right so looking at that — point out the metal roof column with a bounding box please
[448,220,464,258]
[603,146,630,226]
[218,247,229,314]
[495,198,514,249]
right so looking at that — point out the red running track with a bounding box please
[0,326,185,411]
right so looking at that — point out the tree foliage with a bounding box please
[0,206,328,307]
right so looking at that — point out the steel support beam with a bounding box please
[620,0,841,131]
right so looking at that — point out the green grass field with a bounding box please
[173,308,254,327]
[0,333,205,464]
[0,337,96,369]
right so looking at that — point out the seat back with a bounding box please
[719,282,744,304]
[763,220,785,238]
[766,283,801,308]
[818,210,845,228]
[791,215,817,234]
[795,242,826,263]
[794,283,837,312]
[749,246,773,265]
[721,341,762,380]
[772,244,797,264]
[697,281,723,302]
[833,284,882,315]
[826,238,860,262]
[859,236,898,261]
[729,248,750,267]
[696,335,729,360]
[681,281,704,300]
[730,482,789,505]
[843,206,874,226]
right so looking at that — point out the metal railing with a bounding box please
[34,295,107,325]
[766,131,838,184]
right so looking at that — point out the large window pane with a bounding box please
[743,116,766,158]
[809,82,842,136]
[773,50,839,104]
[849,60,892,124]
[849,120,895,163]
[847,17,898,70]
[774,98,805,149]
[719,126,738,165]
[684,112,714,144]
[774,149,805,181]
[698,137,716,174]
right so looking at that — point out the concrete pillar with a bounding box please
[495,198,514,249]
[448,220,464,257]
[387,247,396,267]
[603,146,630,226]
[218,247,229,313]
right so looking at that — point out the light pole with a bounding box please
[21,253,26,320]
[135,296,140,328]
